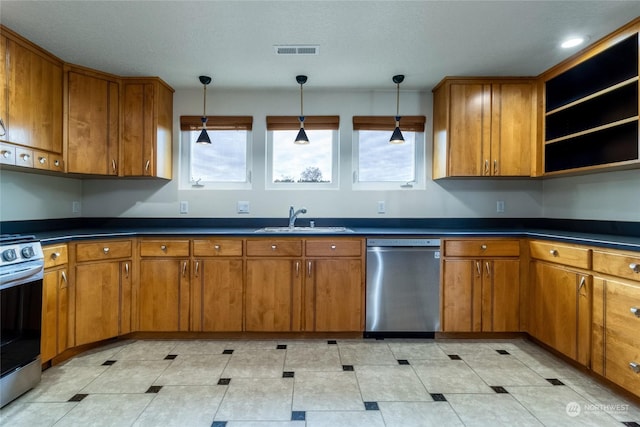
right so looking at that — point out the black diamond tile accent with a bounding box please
[102,360,116,366]
[431,393,447,402]
[222,349,234,355]
[68,393,88,402]
[327,340,337,345]
[364,401,379,410]
[164,354,177,360]
[211,422,227,427]
[491,386,509,394]
[276,344,287,350]
[622,422,640,427]
[397,359,410,365]
[291,411,306,421]
[283,371,295,378]
[146,385,162,393]
[448,354,461,360]
[546,378,565,386]
[217,378,231,385]
[342,365,354,371]
[496,349,510,355]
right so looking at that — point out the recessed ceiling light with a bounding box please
[560,37,585,49]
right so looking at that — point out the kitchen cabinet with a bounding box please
[66,66,119,175]
[0,27,63,154]
[591,248,640,397]
[432,78,536,178]
[528,240,592,366]
[191,239,243,332]
[138,239,190,331]
[41,244,69,363]
[121,78,173,179]
[73,239,132,346]
[245,239,303,332]
[441,239,521,332]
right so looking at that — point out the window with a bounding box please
[266,116,339,189]
[352,116,426,189]
[180,116,252,189]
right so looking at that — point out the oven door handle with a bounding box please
[0,262,44,290]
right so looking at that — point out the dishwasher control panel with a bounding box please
[366,238,440,247]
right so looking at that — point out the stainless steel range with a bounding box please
[0,234,44,407]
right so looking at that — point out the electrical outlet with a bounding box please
[496,200,505,213]
[180,201,189,214]
[237,201,250,214]
[72,201,81,214]
[377,201,386,214]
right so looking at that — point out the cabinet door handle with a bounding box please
[182,261,187,277]
[0,117,6,136]
[549,249,559,257]
[161,245,167,252]
[1,149,11,158]
[112,159,117,172]
[485,262,491,277]
[630,362,640,374]
[630,263,640,273]
[145,160,150,171]
[295,261,300,277]
[103,247,110,254]
[195,261,199,276]
[125,263,129,278]
[493,159,498,175]
[51,252,60,260]
[61,271,68,288]
[631,307,640,318]
[308,261,312,277]
[38,156,47,164]
[578,276,586,290]
[484,160,489,175]
[475,261,481,277]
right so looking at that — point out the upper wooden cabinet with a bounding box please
[121,78,173,179]
[541,21,639,176]
[66,66,119,175]
[432,78,536,178]
[0,26,63,163]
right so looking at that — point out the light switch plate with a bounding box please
[72,201,81,214]
[377,201,386,214]
[237,201,250,214]
[180,201,189,214]
[496,200,505,213]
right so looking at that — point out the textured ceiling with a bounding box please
[1,1,638,91]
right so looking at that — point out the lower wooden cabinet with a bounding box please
[41,268,68,363]
[138,259,190,331]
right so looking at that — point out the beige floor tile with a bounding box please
[464,353,551,387]
[133,385,226,427]
[305,410,386,427]
[0,402,76,427]
[170,340,235,355]
[21,365,108,402]
[226,422,306,427]
[338,342,397,365]
[284,346,342,372]
[81,360,171,394]
[214,378,294,421]
[292,371,363,411]
[435,341,499,357]
[60,341,130,367]
[387,341,450,360]
[153,354,230,385]
[447,393,543,426]
[222,349,286,378]
[378,401,464,427]
[113,340,178,360]
[508,348,585,379]
[561,377,640,422]
[356,365,431,402]
[412,359,493,394]
[55,394,153,427]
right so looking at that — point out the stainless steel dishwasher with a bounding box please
[365,238,441,338]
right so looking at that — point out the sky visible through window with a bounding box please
[358,130,416,182]
[190,130,247,182]
[272,129,333,182]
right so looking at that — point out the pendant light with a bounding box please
[196,75,212,144]
[389,74,405,144]
[294,75,310,144]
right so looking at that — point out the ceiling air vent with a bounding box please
[274,45,320,55]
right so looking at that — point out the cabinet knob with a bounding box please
[331,245,336,250]
[20,153,30,161]
[550,249,559,257]
[103,247,110,254]
[54,159,60,167]
[481,244,487,250]
[630,362,640,374]
[630,263,640,273]
[51,252,60,260]
[1,150,11,158]
[214,245,221,251]
[271,245,277,250]
[631,307,640,318]
[38,156,47,164]
[161,245,167,252]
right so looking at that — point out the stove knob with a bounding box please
[2,249,17,262]
[21,246,35,259]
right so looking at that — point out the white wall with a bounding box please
[79,88,544,219]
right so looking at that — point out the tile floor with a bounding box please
[1,338,639,426]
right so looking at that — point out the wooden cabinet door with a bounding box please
[191,259,243,332]
[245,259,301,332]
[448,83,491,176]
[67,70,119,175]
[483,259,520,332]
[139,259,189,331]
[0,35,6,138]
[306,259,363,332]
[41,269,59,363]
[442,259,481,332]
[5,38,62,152]
[75,262,120,346]
[491,82,534,176]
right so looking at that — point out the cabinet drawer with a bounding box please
[305,239,362,257]
[604,279,640,343]
[0,143,16,165]
[444,239,520,257]
[529,240,591,269]
[604,334,640,397]
[76,240,132,262]
[246,240,302,257]
[193,239,243,257]
[15,147,34,168]
[33,150,50,170]
[140,240,190,257]
[43,244,68,268]
[593,249,640,282]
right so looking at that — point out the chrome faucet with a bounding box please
[288,206,307,228]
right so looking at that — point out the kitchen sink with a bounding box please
[254,226,354,233]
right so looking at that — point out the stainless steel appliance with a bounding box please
[0,234,44,407]
[365,238,440,338]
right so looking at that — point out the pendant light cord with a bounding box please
[395,82,400,120]
[202,84,207,126]
[300,83,304,118]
